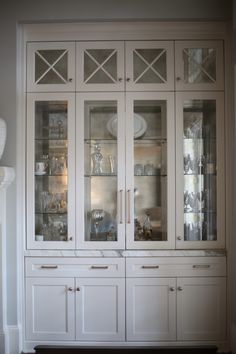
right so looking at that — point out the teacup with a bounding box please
[35,161,47,174]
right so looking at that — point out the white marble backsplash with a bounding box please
[24,249,226,257]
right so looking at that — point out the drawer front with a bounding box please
[25,257,125,278]
[126,257,226,277]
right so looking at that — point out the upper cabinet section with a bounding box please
[27,42,76,92]
[175,41,224,91]
[76,41,174,91]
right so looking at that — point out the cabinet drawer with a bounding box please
[25,257,125,278]
[126,257,226,277]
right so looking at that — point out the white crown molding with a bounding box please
[23,21,228,42]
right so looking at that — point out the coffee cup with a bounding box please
[35,161,47,174]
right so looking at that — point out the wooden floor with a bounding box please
[33,346,220,354]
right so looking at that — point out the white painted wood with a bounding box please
[177,277,226,341]
[27,42,75,92]
[126,277,176,341]
[76,278,125,341]
[126,256,226,277]
[125,92,175,249]
[126,41,174,91]
[76,92,125,249]
[175,40,224,91]
[76,41,124,91]
[25,257,125,278]
[26,277,75,341]
[176,91,225,249]
[26,92,76,249]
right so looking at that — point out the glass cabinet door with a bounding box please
[126,41,174,91]
[176,92,225,249]
[76,42,124,91]
[76,93,125,249]
[126,92,175,249]
[175,41,224,91]
[27,93,75,249]
[27,42,75,92]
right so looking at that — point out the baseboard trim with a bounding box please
[5,325,20,354]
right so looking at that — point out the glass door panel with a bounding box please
[77,93,125,249]
[76,42,124,91]
[27,94,75,249]
[126,41,174,91]
[34,101,68,242]
[27,42,75,92]
[126,93,175,249]
[175,41,224,91]
[176,93,225,248]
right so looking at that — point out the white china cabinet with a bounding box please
[23,22,227,352]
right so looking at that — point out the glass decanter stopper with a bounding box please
[91,143,103,175]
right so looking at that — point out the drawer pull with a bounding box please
[40,265,58,269]
[193,264,210,269]
[141,265,159,269]
[91,265,109,269]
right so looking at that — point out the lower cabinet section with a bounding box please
[26,277,125,341]
[126,276,226,342]
[25,256,226,345]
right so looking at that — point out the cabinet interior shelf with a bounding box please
[184,173,217,176]
[184,211,216,214]
[35,212,67,215]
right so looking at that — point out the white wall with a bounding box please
[0,0,232,327]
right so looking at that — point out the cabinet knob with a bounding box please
[176,76,181,81]
[118,77,123,82]
[69,237,73,241]
[126,78,131,82]
[177,236,182,240]
[169,287,175,292]
[76,287,80,292]
[68,287,73,292]
[68,78,73,82]
[178,286,183,291]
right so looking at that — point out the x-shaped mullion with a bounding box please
[134,49,166,83]
[183,48,216,83]
[84,49,117,83]
[35,50,68,84]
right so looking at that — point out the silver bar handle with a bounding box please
[193,264,210,269]
[91,265,109,269]
[141,265,159,269]
[127,189,131,224]
[40,265,58,269]
[119,190,123,224]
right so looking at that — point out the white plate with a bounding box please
[107,113,147,138]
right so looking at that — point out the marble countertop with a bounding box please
[24,249,226,257]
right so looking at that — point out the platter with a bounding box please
[107,113,147,138]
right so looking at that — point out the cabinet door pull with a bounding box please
[177,286,183,291]
[119,189,123,224]
[141,265,159,269]
[68,287,73,292]
[169,287,175,292]
[40,265,58,269]
[127,189,131,224]
[193,264,210,269]
[76,287,80,292]
[91,265,109,269]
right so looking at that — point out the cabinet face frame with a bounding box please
[27,42,76,92]
[175,91,225,249]
[75,277,125,341]
[26,92,76,249]
[125,92,175,249]
[177,277,226,341]
[126,40,174,91]
[26,277,75,341]
[175,40,224,91]
[76,92,126,249]
[76,41,125,91]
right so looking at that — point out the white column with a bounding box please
[0,167,15,354]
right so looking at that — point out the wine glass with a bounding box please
[91,209,105,237]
